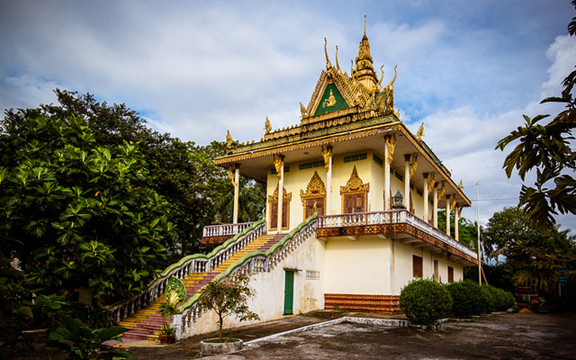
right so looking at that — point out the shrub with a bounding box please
[399,279,453,327]
[446,280,485,318]
[480,285,498,313]
[480,285,516,313]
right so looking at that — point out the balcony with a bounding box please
[317,210,478,265]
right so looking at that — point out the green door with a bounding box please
[284,270,294,315]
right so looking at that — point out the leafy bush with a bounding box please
[446,280,485,318]
[480,285,516,313]
[399,279,453,327]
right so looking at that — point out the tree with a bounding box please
[197,274,259,342]
[495,2,576,231]
[216,177,265,224]
[483,207,576,293]
[0,115,174,306]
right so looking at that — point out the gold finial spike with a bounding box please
[350,60,354,76]
[378,65,384,86]
[324,37,332,69]
[458,180,464,190]
[335,45,341,73]
[364,14,367,36]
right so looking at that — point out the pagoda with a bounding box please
[114,17,478,341]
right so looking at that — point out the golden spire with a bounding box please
[354,14,378,89]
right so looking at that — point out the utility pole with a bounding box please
[476,182,482,285]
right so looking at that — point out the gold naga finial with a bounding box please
[226,130,233,149]
[385,65,398,91]
[265,117,271,134]
[378,65,385,87]
[416,122,424,142]
[335,45,341,73]
[300,102,308,118]
[458,180,464,190]
[324,37,332,69]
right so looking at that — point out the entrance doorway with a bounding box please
[283,270,294,315]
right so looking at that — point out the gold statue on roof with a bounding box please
[458,180,464,190]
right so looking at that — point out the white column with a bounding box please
[432,185,438,228]
[384,141,391,211]
[233,165,240,224]
[423,173,429,222]
[445,195,451,236]
[454,206,460,241]
[277,156,285,234]
[326,150,332,216]
[404,154,411,210]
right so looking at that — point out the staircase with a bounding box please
[324,294,401,314]
[119,233,285,342]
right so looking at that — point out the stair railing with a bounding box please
[108,218,266,323]
[173,214,318,339]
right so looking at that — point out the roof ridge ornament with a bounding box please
[324,37,332,69]
[335,45,342,73]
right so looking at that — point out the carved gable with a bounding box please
[340,166,370,195]
[300,171,326,203]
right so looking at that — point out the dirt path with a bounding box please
[127,311,576,359]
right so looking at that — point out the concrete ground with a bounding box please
[126,310,576,360]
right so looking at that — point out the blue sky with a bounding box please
[1,0,575,232]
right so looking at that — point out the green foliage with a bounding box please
[446,280,484,318]
[160,323,175,335]
[483,207,576,294]
[495,5,576,231]
[480,285,516,313]
[399,279,452,327]
[48,317,133,359]
[198,274,260,342]
[216,176,265,224]
[0,114,172,305]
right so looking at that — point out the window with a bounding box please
[299,161,325,170]
[305,198,324,218]
[413,255,423,278]
[343,153,367,163]
[373,154,383,166]
[343,193,365,213]
[448,266,454,283]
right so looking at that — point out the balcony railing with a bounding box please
[318,210,477,259]
[202,222,255,238]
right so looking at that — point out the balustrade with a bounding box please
[318,210,476,259]
[202,222,255,238]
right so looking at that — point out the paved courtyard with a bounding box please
[126,311,576,359]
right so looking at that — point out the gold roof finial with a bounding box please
[265,117,271,134]
[226,130,233,149]
[364,13,367,36]
[335,45,341,73]
[416,122,424,142]
[324,37,332,69]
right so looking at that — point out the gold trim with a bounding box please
[268,185,292,231]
